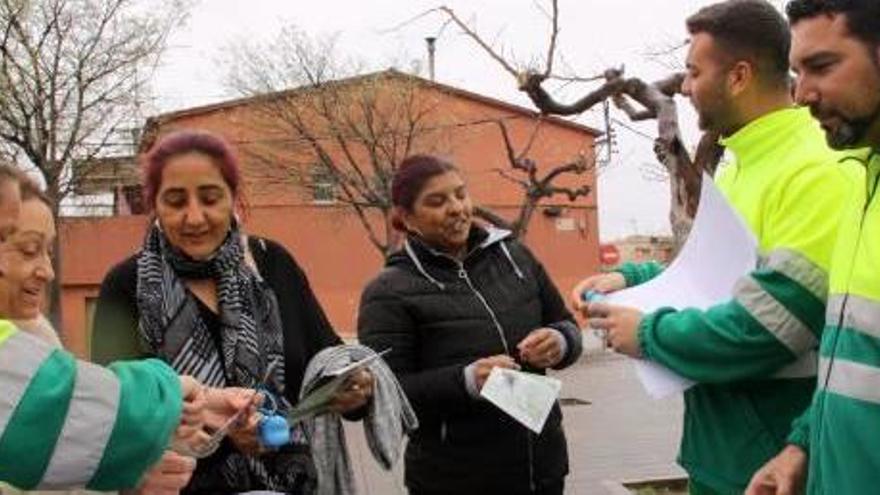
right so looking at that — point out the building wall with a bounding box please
[58,81,600,358]
[613,235,676,265]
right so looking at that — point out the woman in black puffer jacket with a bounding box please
[358,155,583,495]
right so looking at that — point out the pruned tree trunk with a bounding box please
[518,69,704,247]
[487,119,593,239]
[429,4,725,249]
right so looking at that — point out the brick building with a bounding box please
[59,70,601,357]
[611,235,676,266]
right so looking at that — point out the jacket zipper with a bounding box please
[817,161,880,436]
[826,166,880,381]
[457,261,537,489]
[456,262,511,355]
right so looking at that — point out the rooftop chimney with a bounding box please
[425,37,436,81]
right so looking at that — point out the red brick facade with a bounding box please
[59,71,600,358]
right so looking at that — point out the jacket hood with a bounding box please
[386,224,524,289]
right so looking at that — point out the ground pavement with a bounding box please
[345,334,686,494]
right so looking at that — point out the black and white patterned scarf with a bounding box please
[137,221,315,493]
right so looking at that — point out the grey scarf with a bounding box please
[300,344,418,495]
[137,222,311,493]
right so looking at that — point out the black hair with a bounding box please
[687,0,792,88]
[786,0,880,48]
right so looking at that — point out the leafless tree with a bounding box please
[0,0,189,324]
[427,1,724,247]
[224,26,596,256]
[222,28,447,256]
[474,118,593,238]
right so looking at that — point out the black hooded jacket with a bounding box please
[357,225,582,494]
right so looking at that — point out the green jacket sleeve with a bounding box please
[88,358,183,491]
[0,323,182,491]
[787,405,811,450]
[638,157,855,383]
[616,261,665,287]
[639,251,827,383]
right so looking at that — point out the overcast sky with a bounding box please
[147,0,780,241]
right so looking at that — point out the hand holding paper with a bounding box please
[288,349,389,424]
[328,368,374,414]
[480,368,561,434]
[599,175,759,399]
[470,354,520,392]
[587,302,645,357]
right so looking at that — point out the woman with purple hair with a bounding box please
[358,155,583,495]
[91,130,373,494]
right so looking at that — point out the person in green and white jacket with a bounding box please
[748,1,880,494]
[573,1,860,494]
[0,164,205,492]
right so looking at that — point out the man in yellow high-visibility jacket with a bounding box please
[747,1,880,494]
[575,1,860,493]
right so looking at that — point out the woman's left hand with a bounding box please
[518,327,565,369]
[329,369,374,414]
[226,404,264,456]
[204,387,264,456]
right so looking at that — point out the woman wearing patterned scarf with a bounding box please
[90,130,374,495]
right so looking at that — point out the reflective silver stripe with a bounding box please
[761,249,828,302]
[39,360,121,489]
[0,331,53,438]
[735,276,818,354]
[826,294,880,339]
[772,350,818,379]
[820,357,880,405]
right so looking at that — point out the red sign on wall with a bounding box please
[599,244,621,266]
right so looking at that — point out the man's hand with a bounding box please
[518,328,565,369]
[329,369,374,414]
[746,445,808,495]
[588,302,644,357]
[127,451,197,495]
[471,355,520,392]
[570,273,626,313]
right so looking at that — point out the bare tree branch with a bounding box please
[542,184,591,202]
[517,117,544,160]
[430,1,704,247]
[491,119,593,238]
[693,130,724,178]
[543,0,558,78]
[546,73,606,84]
[516,68,626,115]
[224,29,472,256]
[0,0,188,203]
[435,6,519,78]
[492,166,530,189]
[494,119,518,167]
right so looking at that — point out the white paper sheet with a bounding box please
[480,368,562,434]
[605,174,759,399]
